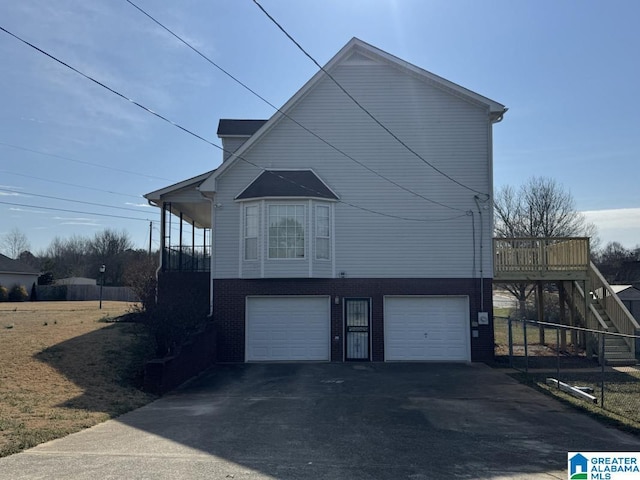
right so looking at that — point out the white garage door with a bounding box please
[246,296,330,361]
[384,296,470,361]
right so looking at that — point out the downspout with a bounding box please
[146,199,165,305]
[474,195,485,311]
[200,191,215,317]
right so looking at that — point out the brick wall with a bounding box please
[157,271,210,317]
[213,278,494,363]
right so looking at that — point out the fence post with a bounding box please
[600,332,605,409]
[523,320,528,374]
[508,317,513,369]
[556,327,560,388]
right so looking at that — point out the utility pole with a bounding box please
[148,221,152,256]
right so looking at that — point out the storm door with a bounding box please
[345,299,370,361]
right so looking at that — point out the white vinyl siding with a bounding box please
[212,58,493,279]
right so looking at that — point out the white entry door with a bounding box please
[246,296,330,361]
[384,296,470,361]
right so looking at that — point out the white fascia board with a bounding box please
[348,38,506,114]
[144,170,215,203]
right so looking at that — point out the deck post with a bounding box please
[559,282,567,351]
[537,281,545,344]
[570,282,578,355]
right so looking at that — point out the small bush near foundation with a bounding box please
[143,293,207,358]
[8,285,28,302]
[0,285,8,302]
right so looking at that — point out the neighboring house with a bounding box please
[0,253,39,290]
[612,285,640,323]
[145,38,506,363]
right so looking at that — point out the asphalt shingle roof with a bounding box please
[0,254,39,274]
[217,119,267,137]
[236,170,338,200]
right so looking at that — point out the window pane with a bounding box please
[244,205,258,260]
[315,205,330,260]
[245,238,257,260]
[316,238,329,260]
[268,204,305,259]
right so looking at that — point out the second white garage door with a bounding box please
[384,296,470,361]
[246,296,330,362]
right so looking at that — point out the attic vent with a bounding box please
[342,52,378,66]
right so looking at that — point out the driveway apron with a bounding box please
[1,363,638,479]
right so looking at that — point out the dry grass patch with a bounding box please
[0,301,156,457]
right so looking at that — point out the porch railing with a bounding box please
[493,237,590,280]
[162,246,210,272]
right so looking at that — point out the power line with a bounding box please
[0,170,145,199]
[0,199,152,222]
[0,187,153,214]
[123,0,461,212]
[251,0,489,197]
[0,24,463,224]
[0,142,174,182]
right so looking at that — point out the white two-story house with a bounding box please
[145,37,506,363]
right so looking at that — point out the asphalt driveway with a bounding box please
[1,363,639,479]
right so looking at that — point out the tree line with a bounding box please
[1,228,156,287]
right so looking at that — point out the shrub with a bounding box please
[8,285,29,302]
[123,257,157,313]
[144,292,208,358]
[0,285,8,302]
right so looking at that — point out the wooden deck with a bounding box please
[493,237,590,281]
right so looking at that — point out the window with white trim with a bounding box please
[268,204,305,259]
[315,204,330,260]
[244,204,258,260]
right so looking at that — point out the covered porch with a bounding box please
[145,171,214,272]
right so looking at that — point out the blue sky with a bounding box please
[1,0,639,254]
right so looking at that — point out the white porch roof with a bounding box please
[144,170,214,228]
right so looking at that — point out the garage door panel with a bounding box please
[385,297,469,361]
[246,297,330,362]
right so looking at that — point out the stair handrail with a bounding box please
[572,280,610,331]
[589,261,639,353]
[589,303,609,331]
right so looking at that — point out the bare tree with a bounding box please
[88,229,133,285]
[494,177,599,317]
[593,241,640,282]
[495,177,597,239]
[0,228,31,259]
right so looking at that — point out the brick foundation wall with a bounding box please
[157,271,210,317]
[213,278,493,363]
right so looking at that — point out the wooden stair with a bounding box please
[593,303,637,366]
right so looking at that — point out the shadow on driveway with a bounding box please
[2,363,640,479]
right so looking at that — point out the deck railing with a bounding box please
[162,246,210,272]
[493,237,590,280]
[589,261,640,354]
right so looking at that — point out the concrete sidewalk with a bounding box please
[1,363,639,479]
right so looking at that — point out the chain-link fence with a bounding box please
[495,316,640,424]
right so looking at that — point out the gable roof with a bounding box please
[200,37,506,193]
[217,119,268,137]
[0,254,39,275]
[236,170,339,200]
[144,170,215,204]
